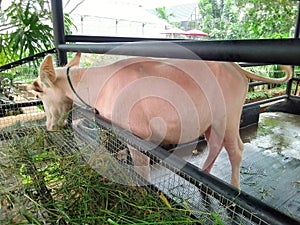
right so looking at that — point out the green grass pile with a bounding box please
[0,127,207,225]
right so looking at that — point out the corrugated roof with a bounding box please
[167,3,199,22]
[147,3,199,23]
[66,0,168,25]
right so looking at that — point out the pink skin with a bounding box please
[31,53,291,189]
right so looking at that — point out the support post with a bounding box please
[295,0,300,39]
[50,0,67,66]
[287,0,300,96]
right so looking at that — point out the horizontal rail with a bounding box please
[249,81,269,87]
[244,95,288,109]
[65,35,181,43]
[58,39,300,65]
[248,77,300,87]
[0,49,56,72]
[239,63,273,67]
[292,77,300,81]
[0,100,42,109]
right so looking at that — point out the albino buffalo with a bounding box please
[31,52,291,188]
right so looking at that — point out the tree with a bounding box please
[0,0,53,64]
[197,0,298,40]
[0,0,78,66]
[198,0,246,39]
[236,0,298,39]
[155,6,175,24]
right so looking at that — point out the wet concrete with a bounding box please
[243,112,300,160]
[240,112,300,221]
[176,112,300,222]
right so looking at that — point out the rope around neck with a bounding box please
[66,67,99,114]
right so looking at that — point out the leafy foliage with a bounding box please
[155,6,175,23]
[0,0,53,64]
[197,0,298,39]
[0,126,207,224]
[0,0,75,66]
[198,0,246,39]
[237,0,298,39]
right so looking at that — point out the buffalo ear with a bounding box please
[39,55,56,86]
[66,52,81,67]
[32,81,43,92]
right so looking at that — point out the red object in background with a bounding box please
[184,29,209,37]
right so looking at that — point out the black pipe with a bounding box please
[50,0,67,66]
[249,81,269,87]
[0,49,56,72]
[287,0,300,97]
[65,35,181,43]
[294,0,300,39]
[58,39,300,65]
[0,100,42,109]
[285,77,300,97]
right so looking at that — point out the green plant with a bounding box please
[0,0,53,64]
[0,0,76,66]
[246,91,268,101]
[196,0,298,40]
[198,0,246,39]
[237,0,297,39]
[0,127,213,224]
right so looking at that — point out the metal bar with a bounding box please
[288,1,300,96]
[294,75,300,95]
[0,100,42,110]
[239,63,272,67]
[77,106,300,225]
[286,0,300,96]
[249,81,268,87]
[294,0,300,39]
[0,49,56,72]
[50,0,67,66]
[58,39,300,65]
[243,95,288,109]
[65,35,181,43]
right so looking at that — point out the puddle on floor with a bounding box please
[245,112,300,160]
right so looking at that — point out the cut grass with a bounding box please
[0,127,214,224]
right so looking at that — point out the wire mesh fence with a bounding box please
[0,115,202,224]
[0,53,299,224]
[0,88,299,224]
[70,106,297,225]
[0,51,49,129]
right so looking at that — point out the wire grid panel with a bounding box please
[151,163,270,225]
[71,107,274,225]
[71,108,150,186]
[0,101,44,128]
[0,125,75,222]
[0,102,294,224]
[0,58,45,127]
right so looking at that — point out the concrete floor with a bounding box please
[167,112,300,222]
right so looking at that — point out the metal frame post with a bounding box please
[295,1,300,39]
[50,0,67,66]
[287,0,300,96]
